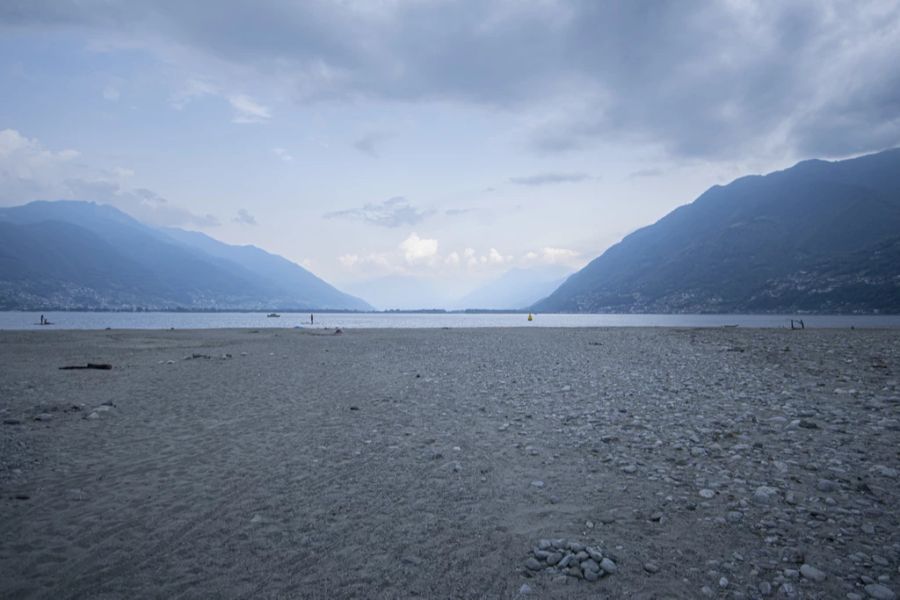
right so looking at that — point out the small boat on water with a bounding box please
[267,313,280,318]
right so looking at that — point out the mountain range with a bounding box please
[0,201,371,311]
[534,148,900,314]
[2,148,899,314]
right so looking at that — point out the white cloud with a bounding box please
[338,253,359,267]
[522,246,582,267]
[228,94,271,123]
[272,147,293,162]
[169,78,217,110]
[102,85,120,101]
[400,232,438,263]
[486,247,511,264]
[444,251,460,266]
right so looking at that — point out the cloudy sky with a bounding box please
[2,0,899,305]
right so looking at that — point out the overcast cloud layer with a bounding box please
[4,0,899,158]
[1,1,899,306]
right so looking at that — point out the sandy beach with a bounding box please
[1,327,898,599]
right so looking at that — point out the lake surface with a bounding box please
[2,311,899,330]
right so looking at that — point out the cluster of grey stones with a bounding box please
[524,538,617,582]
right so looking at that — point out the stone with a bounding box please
[865,584,897,600]
[699,488,716,499]
[600,557,618,574]
[753,485,779,504]
[758,581,772,596]
[3,418,22,425]
[873,465,898,478]
[546,552,562,566]
[530,480,545,488]
[581,559,600,573]
[584,569,599,582]
[817,479,838,493]
[587,547,604,562]
[525,557,543,571]
[518,583,532,595]
[622,465,637,474]
[33,413,52,422]
[800,564,826,582]
[644,562,660,573]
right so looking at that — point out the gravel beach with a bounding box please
[1,327,898,599]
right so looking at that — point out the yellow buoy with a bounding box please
[527,313,534,322]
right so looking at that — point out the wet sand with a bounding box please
[1,327,898,599]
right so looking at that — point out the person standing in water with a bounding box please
[40,314,45,325]
[310,313,314,325]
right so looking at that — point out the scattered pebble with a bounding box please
[524,539,615,583]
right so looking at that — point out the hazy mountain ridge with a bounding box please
[534,148,900,314]
[454,266,571,310]
[0,201,371,311]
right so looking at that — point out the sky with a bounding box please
[1,1,899,307]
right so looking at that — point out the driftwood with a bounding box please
[59,363,113,370]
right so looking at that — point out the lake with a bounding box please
[2,311,899,330]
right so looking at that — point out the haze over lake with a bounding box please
[3,311,900,331]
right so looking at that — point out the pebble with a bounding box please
[581,559,600,573]
[600,557,617,574]
[3,418,22,425]
[622,465,637,474]
[817,479,838,492]
[518,583,532,595]
[33,413,52,422]
[644,562,660,573]
[753,485,779,504]
[800,564,826,582]
[873,465,897,478]
[865,584,897,600]
[524,538,616,583]
[530,480,545,488]
[699,488,716,498]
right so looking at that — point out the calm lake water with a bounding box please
[2,311,899,330]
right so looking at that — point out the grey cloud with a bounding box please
[444,208,475,216]
[353,132,392,158]
[628,168,663,179]
[3,1,900,158]
[509,173,592,186]
[323,196,432,228]
[234,208,257,225]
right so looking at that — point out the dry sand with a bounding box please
[1,327,898,599]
